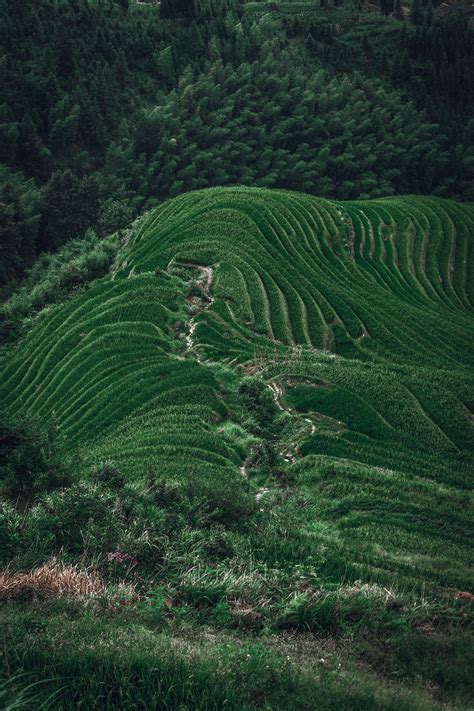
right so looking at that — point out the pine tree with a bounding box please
[160,0,193,20]
[410,0,423,24]
[394,0,404,20]
[380,0,393,15]
[362,34,370,56]
[157,46,176,88]
[377,46,387,72]
[39,170,100,251]
[0,183,35,289]
[423,3,433,25]
[17,115,52,179]
[0,116,19,164]
[159,0,171,19]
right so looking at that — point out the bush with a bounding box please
[185,471,256,527]
[0,415,72,507]
[25,482,135,555]
[90,461,126,490]
[97,199,133,236]
[0,231,118,342]
[144,469,255,527]
[238,377,277,427]
[276,586,405,635]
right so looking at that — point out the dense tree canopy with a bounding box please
[0,0,472,293]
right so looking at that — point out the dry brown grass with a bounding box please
[0,558,105,600]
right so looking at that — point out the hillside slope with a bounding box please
[1,187,474,708]
[3,187,473,455]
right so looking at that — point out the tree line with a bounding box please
[0,0,472,294]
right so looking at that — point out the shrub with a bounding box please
[143,470,182,508]
[0,415,72,507]
[238,377,277,427]
[90,461,126,490]
[25,482,130,554]
[97,199,133,236]
[0,500,23,564]
[143,469,255,527]
[276,585,405,635]
[0,231,118,342]
[183,472,255,526]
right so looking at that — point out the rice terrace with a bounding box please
[1,186,473,708]
[1,0,474,708]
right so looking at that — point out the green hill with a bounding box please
[2,187,473,469]
[1,187,474,708]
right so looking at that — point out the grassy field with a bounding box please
[1,187,473,709]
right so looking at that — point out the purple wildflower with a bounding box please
[106,551,139,567]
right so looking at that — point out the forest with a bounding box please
[0,0,473,294]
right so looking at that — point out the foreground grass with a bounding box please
[2,595,468,711]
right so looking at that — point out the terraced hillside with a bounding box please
[1,187,474,708]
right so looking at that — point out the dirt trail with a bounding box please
[239,464,247,477]
[268,381,315,436]
[268,381,284,410]
[238,378,317,498]
[180,264,215,359]
[177,271,318,483]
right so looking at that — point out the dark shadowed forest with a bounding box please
[1,0,473,292]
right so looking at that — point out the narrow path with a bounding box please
[268,379,315,436]
[268,381,284,411]
[304,417,316,435]
[238,378,319,499]
[175,271,318,485]
[178,263,215,360]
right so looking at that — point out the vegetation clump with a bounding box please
[0,415,72,507]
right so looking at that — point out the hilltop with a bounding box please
[1,187,473,709]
